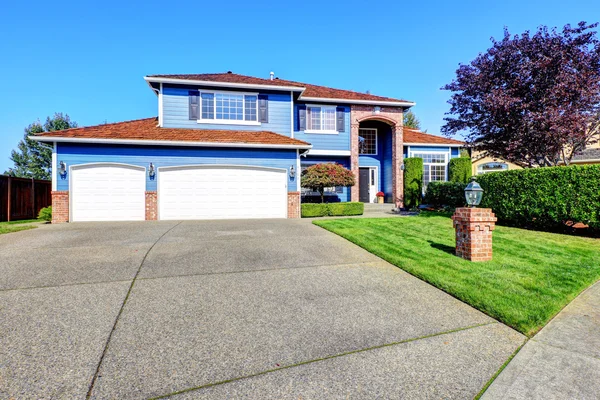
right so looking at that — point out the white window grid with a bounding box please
[199,91,258,122]
[359,128,377,155]
[410,151,448,190]
[306,105,337,133]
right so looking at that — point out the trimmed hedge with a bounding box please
[38,206,52,222]
[404,157,423,208]
[424,182,467,208]
[477,165,600,231]
[449,157,472,183]
[301,202,364,218]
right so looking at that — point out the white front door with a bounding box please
[158,165,287,220]
[70,164,146,222]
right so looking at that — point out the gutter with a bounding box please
[403,142,464,147]
[298,96,415,107]
[29,135,312,151]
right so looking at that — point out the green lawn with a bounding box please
[0,219,40,235]
[314,213,600,337]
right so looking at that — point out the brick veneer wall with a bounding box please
[350,105,404,207]
[451,207,497,262]
[145,191,157,220]
[51,191,69,223]
[287,191,300,218]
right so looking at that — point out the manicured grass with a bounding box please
[314,213,600,337]
[0,219,40,235]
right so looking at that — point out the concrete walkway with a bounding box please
[483,280,600,400]
[0,219,525,399]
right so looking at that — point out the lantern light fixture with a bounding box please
[464,176,484,207]
[149,163,156,178]
[289,165,295,178]
[59,161,67,178]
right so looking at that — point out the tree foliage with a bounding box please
[403,110,421,130]
[301,163,355,203]
[6,113,77,180]
[442,22,600,167]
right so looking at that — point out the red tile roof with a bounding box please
[34,117,311,147]
[147,72,413,104]
[403,128,464,145]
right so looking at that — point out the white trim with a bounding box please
[296,149,300,198]
[404,142,463,147]
[299,96,415,107]
[196,119,261,126]
[307,149,351,156]
[358,128,378,156]
[359,166,379,203]
[30,136,312,150]
[68,162,146,223]
[304,130,338,135]
[145,76,305,93]
[290,91,294,139]
[51,142,57,191]
[408,150,449,187]
[158,83,163,127]
[570,159,600,164]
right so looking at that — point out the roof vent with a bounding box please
[270,71,274,80]
[227,71,232,74]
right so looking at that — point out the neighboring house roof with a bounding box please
[30,117,312,150]
[571,147,600,163]
[403,128,465,146]
[145,72,415,107]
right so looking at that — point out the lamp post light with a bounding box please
[464,176,484,207]
[451,176,496,262]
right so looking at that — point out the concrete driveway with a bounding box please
[0,219,525,399]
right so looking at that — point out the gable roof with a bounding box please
[572,147,600,163]
[30,117,312,149]
[145,72,415,106]
[403,128,464,146]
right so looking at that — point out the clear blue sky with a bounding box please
[1,0,598,173]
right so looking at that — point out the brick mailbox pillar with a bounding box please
[451,208,497,262]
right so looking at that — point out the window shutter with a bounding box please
[189,91,200,120]
[258,94,268,123]
[336,107,345,132]
[298,105,307,131]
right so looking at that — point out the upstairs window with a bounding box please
[307,106,337,132]
[192,90,263,124]
[358,128,377,155]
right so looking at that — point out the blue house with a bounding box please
[32,72,463,222]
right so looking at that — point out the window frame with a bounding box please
[197,90,261,126]
[304,104,339,134]
[408,150,449,190]
[358,128,378,155]
[477,162,508,174]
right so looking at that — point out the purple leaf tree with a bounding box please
[442,22,600,167]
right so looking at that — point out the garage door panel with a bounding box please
[71,165,145,222]
[159,166,287,220]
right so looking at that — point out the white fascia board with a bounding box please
[299,96,415,107]
[306,149,351,156]
[403,142,464,147]
[144,76,305,93]
[29,135,312,150]
[568,159,600,164]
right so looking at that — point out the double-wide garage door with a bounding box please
[70,164,287,221]
[158,166,287,220]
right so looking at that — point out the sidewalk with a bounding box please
[482,280,600,399]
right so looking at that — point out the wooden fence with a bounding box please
[0,175,52,222]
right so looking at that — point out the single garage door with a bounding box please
[158,165,287,220]
[71,164,146,222]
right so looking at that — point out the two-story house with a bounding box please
[32,72,463,222]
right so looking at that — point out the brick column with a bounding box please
[391,124,404,208]
[287,191,300,218]
[350,123,360,202]
[51,191,69,223]
[451,208,497,262]
[145,191,157,220]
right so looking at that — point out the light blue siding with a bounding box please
[162,85,292,136]
[293,105,350,151]
[57,143,298,192]
[301,156,351,202]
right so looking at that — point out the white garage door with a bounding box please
[158,165,287,220]
[71,164,146,222]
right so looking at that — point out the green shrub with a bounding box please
[301,202,364,218]
[477,164,600,231]
[424,182,466,208]
[449,157,472,183]
[38,206,52,222]
[404,157,423,208]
